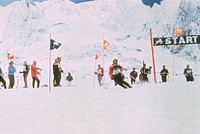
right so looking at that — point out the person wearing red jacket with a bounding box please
[94,64,104,86]
[109,59,132,89]
[31,60,41,88]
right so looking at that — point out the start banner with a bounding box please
[153,35,200,46]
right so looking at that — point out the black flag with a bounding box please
[50,39,61,50]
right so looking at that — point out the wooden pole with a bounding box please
[150,28,157,83]
[49,34,52,92]
[102,34,106,88]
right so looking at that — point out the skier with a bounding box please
[109,59,132,89]
[183,64,194,82]
[130,67,138,84]
[31,60,41,88]
[19,61,29,88]
[8,61,16,89]
[160,65,169,82]
[66,72,73,86]
[139,63,148,82]
[0,63,7,89]
[94,64,104,86]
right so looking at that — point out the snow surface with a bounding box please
[0,0,200,134]
[0,71,200,134]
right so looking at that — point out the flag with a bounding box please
[95,54,98,60]
[175,28,183,35]
[7,53,14,60]
[103,39,110,50]
[50,39,62,50]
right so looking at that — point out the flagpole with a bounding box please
[49,33,52,92]
[150,28,157,83]
[102,34,106,88]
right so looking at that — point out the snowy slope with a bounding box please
[0,73,200,134]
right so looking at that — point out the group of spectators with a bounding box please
[94,58,195,89]
[0,60,41,89]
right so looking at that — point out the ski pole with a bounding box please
[105,79,112,89]
[16,78,20,89]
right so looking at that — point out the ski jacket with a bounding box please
[20,64,29,74]
[130,71,138,79]
[109,64,124,78]
[8,65,16,76]
[66,75,73,81]
[140,67,148,75]
[0,67,2,76]
[95,67,104,77]
[184,68,193,76]
[31,64,40,78]
[53,63,59,74]
[160,69,169,77]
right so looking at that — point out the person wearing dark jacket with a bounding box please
[109,59,132,89]
[66,72,73,86]
[53,59,59,87]
[183,64,194,82]
[53,57,63,87]
[139,64,148,82]
[160,65,169,82]
[130,68,137,84]
[0,64,7,89]
[19,61,29,88]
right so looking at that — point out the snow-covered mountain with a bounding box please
[0,0,199,75]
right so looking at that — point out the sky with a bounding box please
[0,0,91,6]
[0,0,163,7]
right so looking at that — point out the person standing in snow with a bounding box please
[53,58,60,87]
[56,57,63,86]
[139,63,148,82]
[31,60,41,88]
[183,64,194,82]
[0,63,7,89]
[66,72,73,86]
[109,59,132,89]
[130,67,137,84]
[19,61,29,88]
[8,61,16,89]
[94,64,104,86]
[160,65,169,82]
[147,66,153,82]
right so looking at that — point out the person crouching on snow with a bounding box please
[66,72,73,86]
[109,59,132,89]
[94,64,104,86]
